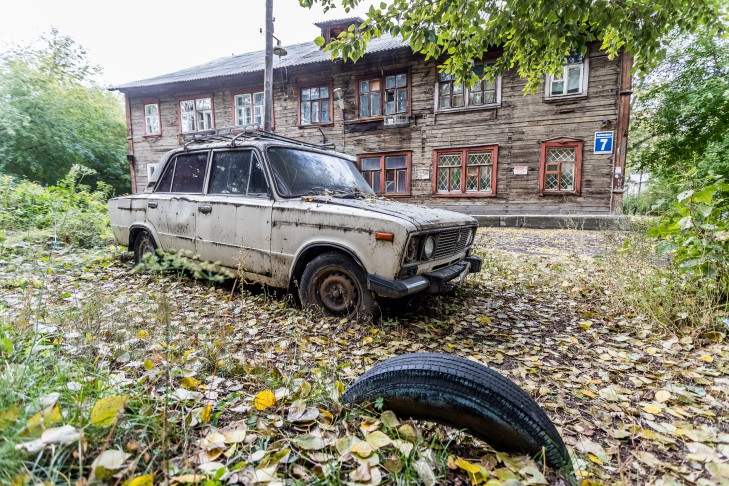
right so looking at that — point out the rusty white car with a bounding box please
[108,129,482,319]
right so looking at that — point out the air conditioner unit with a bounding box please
[383,115,410,127]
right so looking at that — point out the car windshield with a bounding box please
[267,147,375,198]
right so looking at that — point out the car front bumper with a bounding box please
[367,255,482,299]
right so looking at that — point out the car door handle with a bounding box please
[198,205,212,214]
[148,201,158,208]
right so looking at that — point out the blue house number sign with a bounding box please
[594,131,614,154]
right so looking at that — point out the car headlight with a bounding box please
[405,237,418,262]
[422,236,435,260]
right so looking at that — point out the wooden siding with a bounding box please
[124,44,622,215]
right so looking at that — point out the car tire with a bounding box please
[133,229,158,265]
[341,353,575,482]
[300,252,379,321]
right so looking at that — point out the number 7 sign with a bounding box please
[594,131,614,154]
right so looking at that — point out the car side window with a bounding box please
[209,150,269,196]
[155,152,209,193]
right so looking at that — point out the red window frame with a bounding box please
[355,69,411,120]
[432,146,498,197]
[298,83,333,127]
[357,152,411,197]
[538,137,583,196]
[177,94,215,134]
[142,98,161,137]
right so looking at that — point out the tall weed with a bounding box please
[0,165,112,248]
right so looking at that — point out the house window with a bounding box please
[234,92,264,127]
[300,86,331,125]
[144,103,160,135]
[437,63,499,110]
[358,73,409,118]
[545,53,588,98]
[180,97,213,133]
[539,138,583,195]
[358,152,410,196]
[434,146,498,196]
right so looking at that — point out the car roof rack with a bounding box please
[181,126,335,150]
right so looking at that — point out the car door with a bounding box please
[195,149,273,276]
[146,151,209,254]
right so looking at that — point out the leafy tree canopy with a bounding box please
[301,0,727,91]
[632,33,729,182]
[0,29,129,194]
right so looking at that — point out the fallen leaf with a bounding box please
[90,396,128,428]
[253,390,276,411]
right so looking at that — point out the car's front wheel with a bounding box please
[133,229,158,264]
[300,252,378,321]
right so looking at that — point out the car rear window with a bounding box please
[155,152,209,193]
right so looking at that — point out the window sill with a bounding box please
[143,134,162,139]
[544,94,588,102]
[540,190,580,196]
[298,122,334,129]
[435,104,500,114]
[376,193,411,198]
[433,192,497,198]
[352,115,410,123]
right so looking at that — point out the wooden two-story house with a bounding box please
[113,18,632,216]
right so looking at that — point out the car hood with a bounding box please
[306,196,476,231]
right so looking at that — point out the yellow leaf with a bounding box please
[580,390,597,398]
[26,404,62,435]
[351,441,374,458]
[253,390,276,411]
[143,360,155,370]
[366,431,392,450]
[136,330,150,339]
[580,322,592,330]
[90,396,129,427]
[201,405,212,423]
[334,381,345,397]
[123,474,154,486]
[455,458,480,474]
[0,406,20,430]
[700,355,714,363]
[362,336,373,345]
[654,390,671,403]
[478,315,492,324]
[588,453,604,465]
[170,474,205,484]
[642,405,662,415]
[181,377,201,390]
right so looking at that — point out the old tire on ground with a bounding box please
[300,252,378,321]
[341,353,574,480]
[133,230,158,264]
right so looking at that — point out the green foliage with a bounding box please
[0,29,129,194]
[300,0,727,92]
[648,174,729,300]
[633,33,729,181]
[0,166,113,248]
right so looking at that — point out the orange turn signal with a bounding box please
[375,232,394,242]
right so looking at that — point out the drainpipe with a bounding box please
[124,94,138,193]
[612,50,633,213]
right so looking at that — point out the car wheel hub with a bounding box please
[319,271,358,313]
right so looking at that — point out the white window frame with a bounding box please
[144,103,161,136]
[179,97,214,133]
[545,56,589,99]
[435,62,502,111]
[234,92,265,127]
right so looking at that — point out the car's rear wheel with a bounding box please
[133,229,157,264]
[300,252,378,321]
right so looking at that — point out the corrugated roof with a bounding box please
[112,33,409,91]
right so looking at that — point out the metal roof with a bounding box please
[112,33,409,91]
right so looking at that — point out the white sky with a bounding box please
[0,0,376,87]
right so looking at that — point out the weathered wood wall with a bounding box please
[124,43,621,215]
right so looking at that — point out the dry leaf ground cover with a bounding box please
[0,227,727,485]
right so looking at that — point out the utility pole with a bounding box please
[263,0,274,132]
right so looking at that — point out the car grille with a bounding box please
[433,227,472,260]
